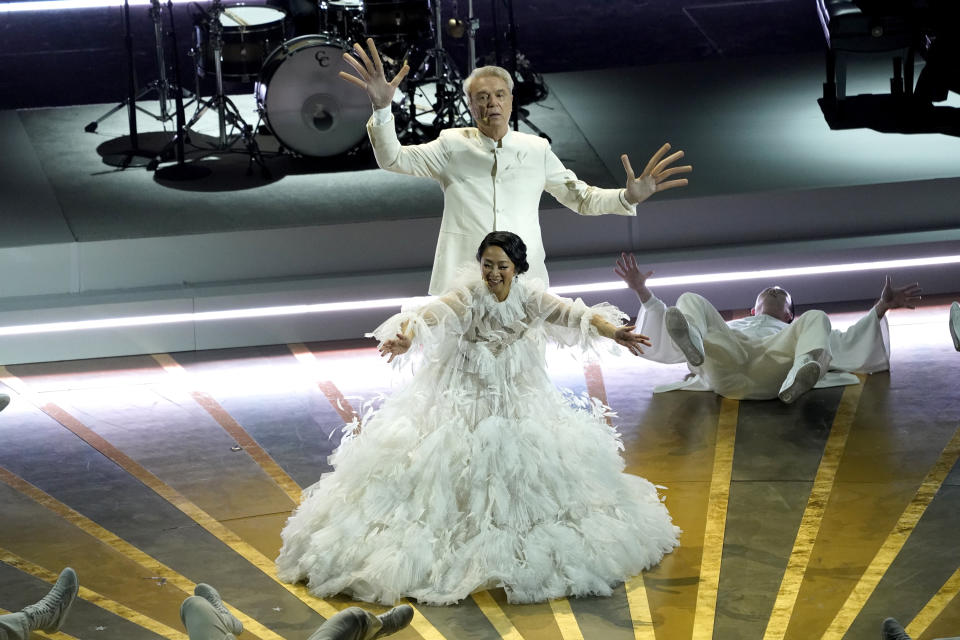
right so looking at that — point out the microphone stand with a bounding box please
[155,0,211,180]
[103,0,157,168]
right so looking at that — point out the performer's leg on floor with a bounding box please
[306,605,414,640]
[180,596,239,640]
[949,301,960,352]
[669,293,736,366]
[0,613,31,640]
[775,310,832,403]
[2,568,79,640]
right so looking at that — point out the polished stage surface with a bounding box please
[1,298,958,640]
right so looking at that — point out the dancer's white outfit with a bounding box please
[367,109,636,295]
[637,292,891,399]
[276,275,680,605]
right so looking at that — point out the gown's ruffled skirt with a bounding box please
[276,339,681,606]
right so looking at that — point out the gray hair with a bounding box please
[463,65,515,99]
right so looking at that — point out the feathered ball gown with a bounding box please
[276,276,680,605]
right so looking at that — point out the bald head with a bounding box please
[753,286,794,323]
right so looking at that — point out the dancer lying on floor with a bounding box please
[615,252,921,402]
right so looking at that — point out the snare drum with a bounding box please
[196,4,288,82]
[319,0,364,41]
[363,0,431,41]
[256,35,370,157]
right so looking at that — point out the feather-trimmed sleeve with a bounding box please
[368,287,472,360]
[521,279,628,351]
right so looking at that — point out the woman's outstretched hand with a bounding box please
[378,332,412,363]
[613,325,652,356]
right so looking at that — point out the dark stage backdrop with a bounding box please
[0,0,824,110]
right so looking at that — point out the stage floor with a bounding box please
[1,299,958,640]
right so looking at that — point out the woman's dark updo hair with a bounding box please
[476,231,530,274]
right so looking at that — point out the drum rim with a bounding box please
[218,2,288,28]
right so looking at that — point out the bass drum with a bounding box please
[256,35,369,157]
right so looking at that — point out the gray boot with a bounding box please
[373,605,414,639]
[194,584,243,636]
[881,617,912,640]
[22,568,79,633]
[665,307,705,366]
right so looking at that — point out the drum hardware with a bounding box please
[153,0,212,180]
[97,0,165,167]
[487,0,549,140]
[181,0,270,176]
[397,0,471,142]
[85,0,185,137]
[445,0,478,73]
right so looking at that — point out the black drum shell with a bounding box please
[195,4,288,82]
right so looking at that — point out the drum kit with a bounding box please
[89,0,537,173]
[184,0,471,163]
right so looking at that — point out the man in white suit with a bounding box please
[614,253,922,403]
[340,39,692,295]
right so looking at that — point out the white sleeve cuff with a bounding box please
[372,106,392,125]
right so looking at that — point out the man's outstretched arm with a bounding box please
[874,275,922,319]
[621,143,692,205]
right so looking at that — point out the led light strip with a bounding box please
[0,254,956,337]
[0,0,193,11]
[0,297,412,336]
[548,254,960,295]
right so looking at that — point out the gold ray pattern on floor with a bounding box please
[287,343,359,423]
[151,353,302,503]
[0,464,284,640]
[32,632,81,640]
[401,603,450,640]
[0,366,340,621]
[624,574,655,640]
[762,381,864,640]
[0,550,188,640]
[823,422,960,639]
[908,564,960,639]
[547,597,585,640]
[470,591,525,640]
[691,398,739,640]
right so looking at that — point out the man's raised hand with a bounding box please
[339,38,410,110]
[879,275,922,313]
[614,252,654,303]
[621,143,692,205]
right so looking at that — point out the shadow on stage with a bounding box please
[94,131,378,192]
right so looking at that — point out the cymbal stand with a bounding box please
[153,0,211,180]
[85,0,179,133]
[466,0,478,74]
[490,0,549,140]
[183,0,269,176]
[399,0,470,141]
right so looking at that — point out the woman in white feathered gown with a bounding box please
[276,232,680,606]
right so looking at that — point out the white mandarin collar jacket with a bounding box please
[367,114,635,295]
